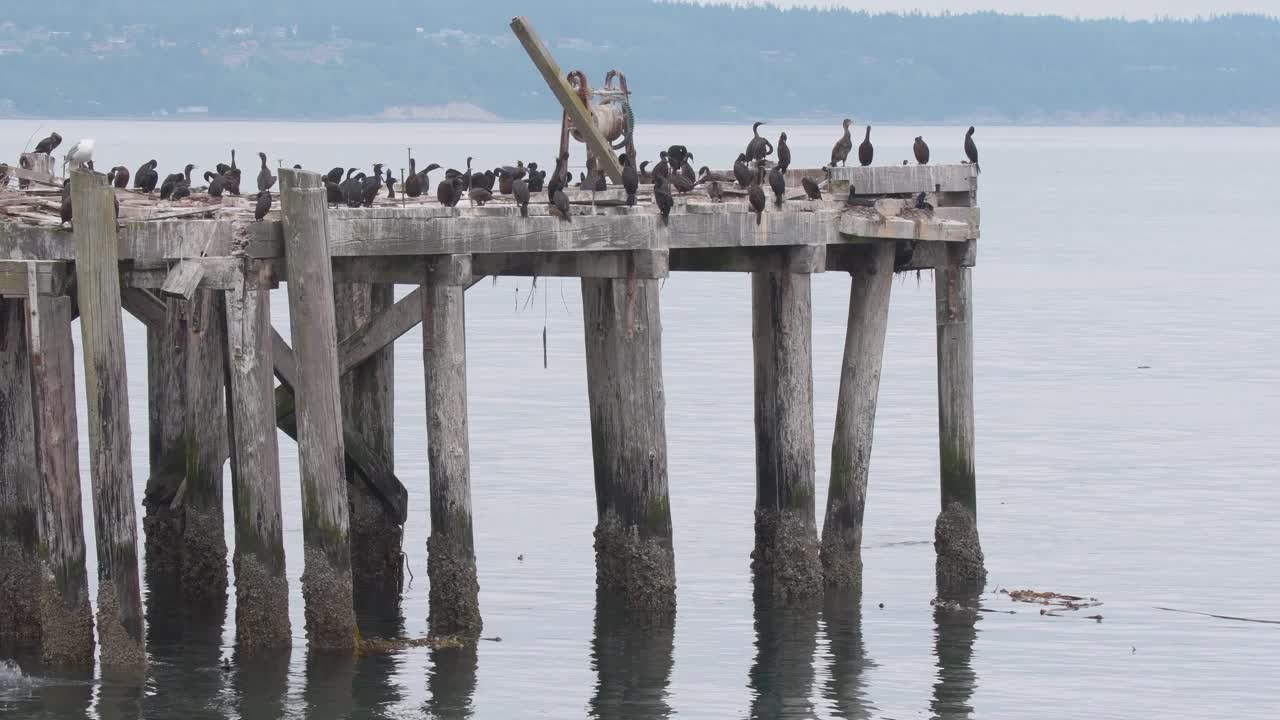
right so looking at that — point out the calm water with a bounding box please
[1,121,1278,719]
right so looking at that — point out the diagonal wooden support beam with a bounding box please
[337,275,485,377]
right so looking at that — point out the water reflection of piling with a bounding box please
[232,650,291,720]
[424,643,478,719]
[589,591,675,719]
[304,651,357,720]
[930,604,979,720]
[748,584,820,719]
[142,571,227,718]
[821,588,876,719]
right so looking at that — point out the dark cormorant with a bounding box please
[204,171,225,198]
[257,152,275,192]
[135,160,158,193]
[831,118,853,167]
[550,187,571,222]
[255,190,272,222]
[858,126,874,167]
[638,161,651,181]
[768,165,785,208]
[225,168,242,196]
[341,169,363,207]
[384,168,396,200]
[325,167,344,185]
[590,168,607,192]
[652,151,670,180]
[776,132,791,172]
[621,154,638,207]
[746,122,772,162]
[293,164,302,170]
[418,163,440,195]
[733,153,752,188]
[60,179,72,226]
[325,179,342,207]
[479,169,496,192]
[845,185,876,207]
[679,153,696,186]
[461,157,473,191]
[360,164,383,207]
[666,145,689,174]
[670,169,693,194]
[653,175,673,226]
[35,132,63,155]
[468,186,492,206]
[110,166,130,189]
[160,168,184,200]
[513,177,530,217]
[526,162,543,193]
[801,176,821,200]
[171,164,195,201]
[913,136,930,165]
[405,159,423,197]
[964,126,980,173]
[437,176,460,207]
[748,165,766,226]
[914,191,933,211]
[706,179,724,203]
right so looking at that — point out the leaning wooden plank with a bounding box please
[278,168,355,649]
[71,169,145,668]
[25,292,95,667]
[158,260,205,302]
[510,16,624,183]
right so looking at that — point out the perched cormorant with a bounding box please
[776,132,791,172]
[590,167,607,192]
[325,167,344,185]
[159,170,180,200]
[224,168,242,196]
[293,164,302,170]
[171,164,195,201]
[513,177,530,217]
[360,164,383,207]
[526,162,544,193]
[831,118,853,167]
[858,126,874,167]
[468,186,492,206]
[60,179,72,226]
[706,179,723,203]
[341,169,364,207]
[638,161,651,181]
[745,122,772,162]
[801,176,821,200]
[913,136,930,165]
[63,139,94,173]
[324,179,342,207]
[653,175,673,226]
[110,165,130,189]
[479,169,496,192]
[748,165,766,226]
[404,158,422,197]
[257,152,275,193]
[384,168,396,199]
[417,163,440,195]
[461,157,473,191]
[733,153,752,188]
[768,165,785,208]
[666,145,689,175]
[204,171,225,198]
[437,175,460,207]
[679,153,696,186]
[35,132,62,155]
[845,185,876,207]
[550,187,571,222]
[914,191,933,211]
[621,154,638,207]
[696,166,733,185]
[670,169,694,194]
[964,126,980,173]
[652,151,670,180]
[135,160,158,193]
[255,190,272,222]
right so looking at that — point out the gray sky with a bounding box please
[724,0,1278,19]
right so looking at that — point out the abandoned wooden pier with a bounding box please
[0,161,985,668]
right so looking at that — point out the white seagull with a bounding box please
[63,138,95,173]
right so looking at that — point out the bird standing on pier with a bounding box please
[914,136,930,165]
[914,191,933,211]
[768,164,786,208]
[513,177,530,218]
[110,166,130,189]
[748,164,766,226]
[846,185,876,207]
[384,168,396,199]
[964,126,980,173]
[134,160,158,193]
[669,167,694,194]
[801,176,822,200]
[461,157,473,191]
[341,169,364,208]
[418,163,440,195]
[621,154,638,207]
[257,152,276,192]
[776,132,791,173]
[638,161,651,182]
[666,145,689,175]
[680,153,696,187]
[404,158,421,197]
[859,126,874,166]
[652,151,670,180]
[35,132,62,155]
[204,171,225,198]
[733,153,752,189]
[60,179,72,227]
[468,185,493,206]
[831,118,853,167]
[361,164,383,207]
[437,176,460,207]
[171,164,195,200]
[550,186,571,222]
[653,175,674,226]
[63,139,95,173]
[255,190,272,222]
[526,162,544,193]
[746,121,772,162]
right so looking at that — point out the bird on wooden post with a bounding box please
[859,126,874,166]
[255,190,272,222]
[110,165,130,189]
[746,121,772,163]
[831,118,853,167]
[776,132,791,172]
[35,131,62,155]
[964,126,981,173]
[63,138,94,174]
[620,153,638,207]
[60,179,72,227]
[256,152,276,192]
[914,136,930,165]
[733,153,752,189]
[653,174,674,226]
[748,163,766,226]
[801,176,822,200]
[513,177,530,217]
[768,164,786,208]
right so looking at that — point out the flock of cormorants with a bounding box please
[22,121,980,229]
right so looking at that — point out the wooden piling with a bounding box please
[142,297,187,581]
[581,276,675,609]
[750,265,823,600]
[26,291,94,666]
[422,260,481,635]
[0,298,42,651]
[821,244,895,588]
[71,169,145,667]
[279,168,356,649]
[178,290,229,604]
[933,256,986,598]
[223,265,291,650]
[334,282,402,603]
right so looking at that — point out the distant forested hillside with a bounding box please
[1,1,1277,122]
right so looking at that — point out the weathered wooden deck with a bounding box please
[0,162,985,669]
